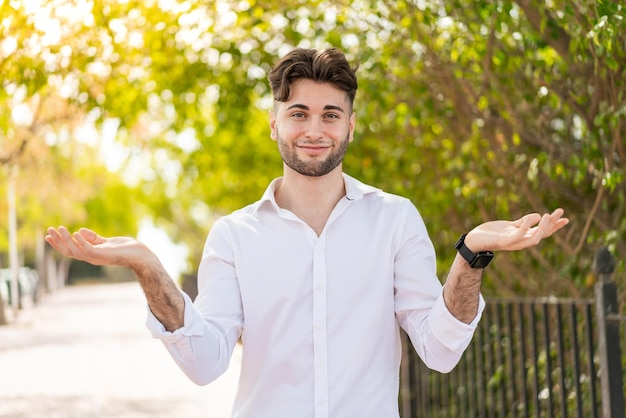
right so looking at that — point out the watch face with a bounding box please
[472,253,494,268]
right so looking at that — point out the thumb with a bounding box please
[514,213,541,229]
[77,228,103,244]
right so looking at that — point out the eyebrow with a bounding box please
[285,104,346,114]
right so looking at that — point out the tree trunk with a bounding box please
[0,293,7,325]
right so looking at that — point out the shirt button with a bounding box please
[315,284,323,291]
[315,323,324,329]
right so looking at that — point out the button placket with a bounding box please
[312,238,328,418]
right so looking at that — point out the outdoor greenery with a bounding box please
[0,0,624,300]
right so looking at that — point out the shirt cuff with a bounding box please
[429,293,485,353]
[145,290,206,342]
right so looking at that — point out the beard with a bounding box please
[277,133,350,177]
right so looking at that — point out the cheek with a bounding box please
[275,121,301,139]
[331,124,352,141]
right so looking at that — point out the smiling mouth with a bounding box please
[298,145,330,155]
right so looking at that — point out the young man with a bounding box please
[46,48,569,418]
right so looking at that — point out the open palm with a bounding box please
[466,208,569,252]
[45,226,151,269]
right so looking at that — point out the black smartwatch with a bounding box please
[455,233,494,269]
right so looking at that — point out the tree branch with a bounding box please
[514,0,572,59]
[573,177,606,255]
[0,137,29,166]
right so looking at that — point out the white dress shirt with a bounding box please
[146,173,484,418]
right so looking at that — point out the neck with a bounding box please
[275,165,346,235]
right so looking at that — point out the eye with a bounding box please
[324,113,340,120]
[291,112,306,118]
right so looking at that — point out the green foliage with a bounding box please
[0,0,623,300]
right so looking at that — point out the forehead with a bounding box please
[278,79,350,110]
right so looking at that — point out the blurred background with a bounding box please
[0,0,624,416]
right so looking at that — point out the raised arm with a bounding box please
[443,208,569,323]
[45,226,184,331]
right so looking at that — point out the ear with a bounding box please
[348,111,356,143]
[269,110,278,142]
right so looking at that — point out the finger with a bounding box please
[529,209,567,242]
[542,209,570,238]
[551,208,565,218]
[45,226,61,242]
[46,226,72,248]
[72,230,99,255]
[523,214,542,232]
[45,227,64,251]
[45,226,80,258]
[510,213,542,243]
[531,213,553,240]
[60,226,98,261]
[59,226,84,257]
[545,218,570,237]
[77,228,101,245]
[513,213,541,229]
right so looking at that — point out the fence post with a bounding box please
[593,247,624,418]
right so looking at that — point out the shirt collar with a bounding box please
[342,172,380,201]
[253,173,379,214]
[254,177,283,214]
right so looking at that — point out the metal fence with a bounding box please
[400,248,625,418]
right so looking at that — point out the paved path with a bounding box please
[0,282,240,418]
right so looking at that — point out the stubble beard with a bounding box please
[277,134,350,177]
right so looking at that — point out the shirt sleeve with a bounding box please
[394,200,484,373]
[145,219,244,385]
[427,291,485,352]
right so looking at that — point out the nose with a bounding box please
[304,116,324,140]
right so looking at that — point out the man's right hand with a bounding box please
[45,226,153,270]
[46,226,185,331]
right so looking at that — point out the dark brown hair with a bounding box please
[268,48,358,109]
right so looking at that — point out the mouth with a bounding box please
[298,144,331,156]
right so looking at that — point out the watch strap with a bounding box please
[455,233,494,268]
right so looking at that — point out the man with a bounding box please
[46,48,569,418]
